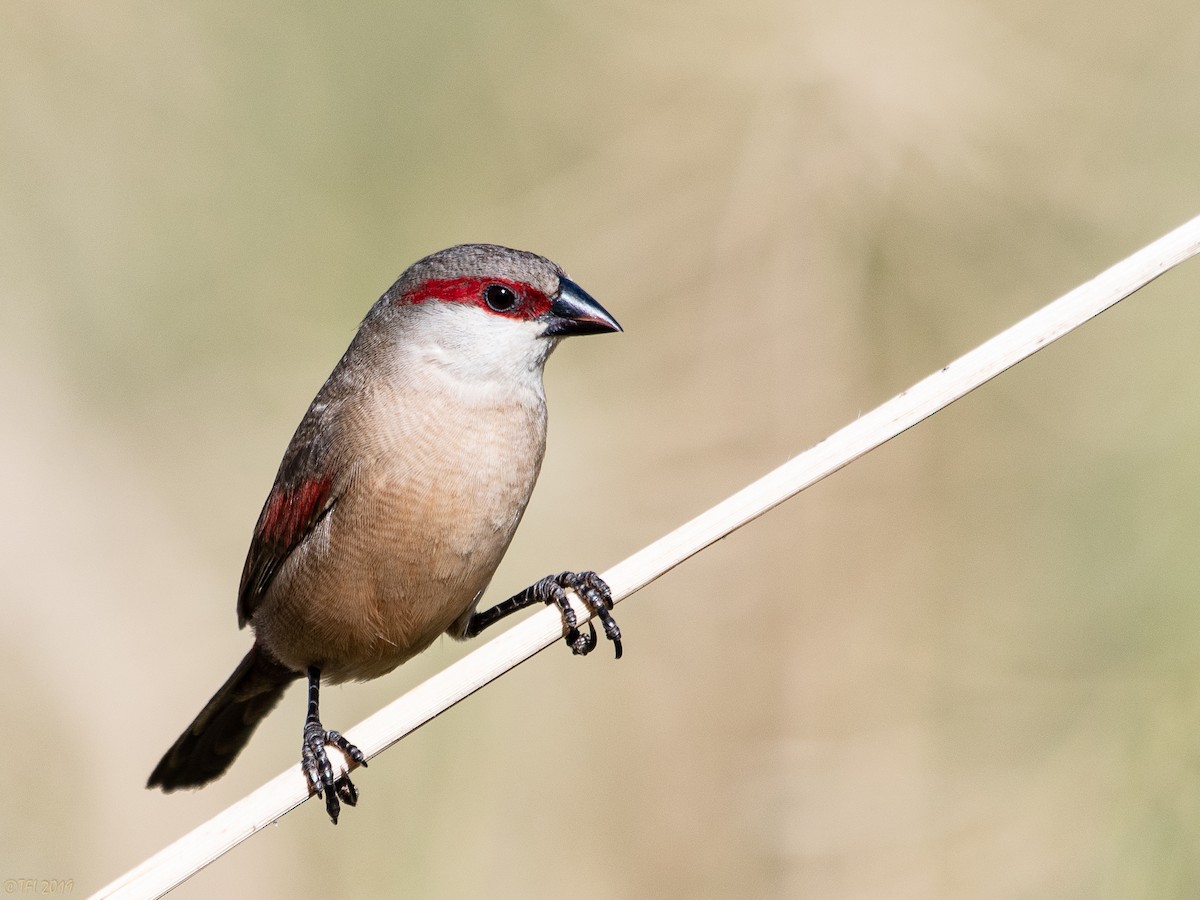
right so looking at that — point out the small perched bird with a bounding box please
[147,244,622,823]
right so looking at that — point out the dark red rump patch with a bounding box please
[259,476,333,548]
[400,276,552,320]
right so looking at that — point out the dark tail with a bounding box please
[147,644,301,791]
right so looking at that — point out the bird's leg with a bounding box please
[466,571,622,659]
[301,666,367,825]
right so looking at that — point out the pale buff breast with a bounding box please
[254,384,548,683]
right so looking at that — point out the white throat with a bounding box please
[394,302,556,405]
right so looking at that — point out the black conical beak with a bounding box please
[542,277,622,337]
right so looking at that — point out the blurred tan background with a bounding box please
[4,1,1200,897]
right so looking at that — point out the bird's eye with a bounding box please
[483,283,519,312]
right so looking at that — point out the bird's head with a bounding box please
[363,244,621,385]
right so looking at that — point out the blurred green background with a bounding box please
[4,1,1200,897]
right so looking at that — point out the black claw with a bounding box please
[334,775,359,808]
[572,571,622,659]
[325,790,342,825]
[302,667,365,825]
[326,730,367,768]
[538,571,622,658]
[302,722,361,824]
[302,728,364,825]
[563,623,581,649]
[571,621,598,655]
[466,570,623,659]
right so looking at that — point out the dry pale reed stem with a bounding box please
[92,214,1200,899]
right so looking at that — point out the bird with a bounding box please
[147,244,623,824]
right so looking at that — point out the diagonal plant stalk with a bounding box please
[91,214,1200,900]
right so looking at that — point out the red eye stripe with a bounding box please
[400,277,552,320]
